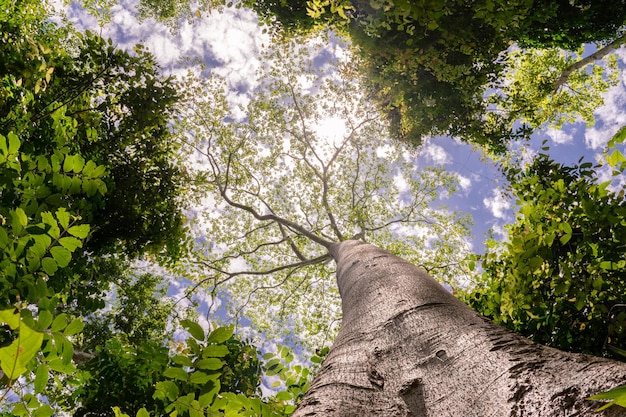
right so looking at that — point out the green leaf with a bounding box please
[600,261,615,270]
[181,319,205,341]
[50,246,71,268]
[63,318,84,336]
[609,125,626,148]
[112,407,131,417]
[207,325,233,344]
[0,309,20,329]
[0,323,44,379]
[7,131,20,154]
[189,370,212,384]
[136,408,150,417]
[163,367,189,381]
[171,354,193,366]
[559,232,572,245]
[58,236,82,251]
[37,309,53,329]
[33,405,54,417]
[47,358,74,373]
[50,313,67,332]
[34,364,49,393]
[154,380,179,401]
[14,207,28,227]
[82,160,98,177]
[67,224,90,239]
[55,208,70,229]
[195,358,223,370]
[589,384,626,400]
[202,344,229,357]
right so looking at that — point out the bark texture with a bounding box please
[294,240,626,417]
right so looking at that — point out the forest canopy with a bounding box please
[2,0,626,415]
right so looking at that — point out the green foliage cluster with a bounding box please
[0,0,195,414]
[512,0,626,49]
[1,1,188,261]
[464,152,626,356]
[97,321,312,417]
[228,0,626,152]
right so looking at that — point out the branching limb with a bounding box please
[189,253,331,292]
[554,33,626,92]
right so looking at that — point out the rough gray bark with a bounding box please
[294,240,626,417]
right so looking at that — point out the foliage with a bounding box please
[488,47,619,133]
[98,321,311,417]
[0,0,189,414]
[175,36,474,347]
[464,151,626,355]
[1,2,188,261]
[512,0,626,49]
[218,0,625,153]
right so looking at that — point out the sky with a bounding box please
[62,0,626,375]
[62,0,626,250]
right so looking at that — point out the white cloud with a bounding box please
[585,126,610,150]
[424,143,450,165]
[314,115,348,147]
[376,144,394,158]
[546,127,574,145]
[456,174,472,192]
[585,75,626,150]
[483,189,511,219]
[191,8,267,90]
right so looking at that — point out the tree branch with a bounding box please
[189,252,332,292]
[554,33,626,91]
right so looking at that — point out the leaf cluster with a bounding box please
[233,0,626,152]
[464,152,626,356]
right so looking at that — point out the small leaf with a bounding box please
[181,319,205,341]
[63,318,84,336]
[55,208,70,229]
[207,325,233,344]
[14,207,28,227]
[163,367,189,381]
[189,371,212,384]
[33,404,53,417]
[609,125,626,148]
[0,309,20,329]
[58,236,82,251]
[37,310,53,329]
[50,246,71,268]
[7,132,20,154]
[195,358,223,370]
[590,384,626,399]
[50,313,67,332]
[154,380,179,401]
[34,364,49,393]
[67,224,90,239]
[202,345,229,357]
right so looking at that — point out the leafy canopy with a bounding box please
[175,36,474,347]
[464,152,626,356]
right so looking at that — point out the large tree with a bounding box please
[170,37,626,415]
[292,240,626,416]
[176,37,473,346]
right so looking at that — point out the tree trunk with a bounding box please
[294,240,626,416]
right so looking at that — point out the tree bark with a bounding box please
[294,240,626,416]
